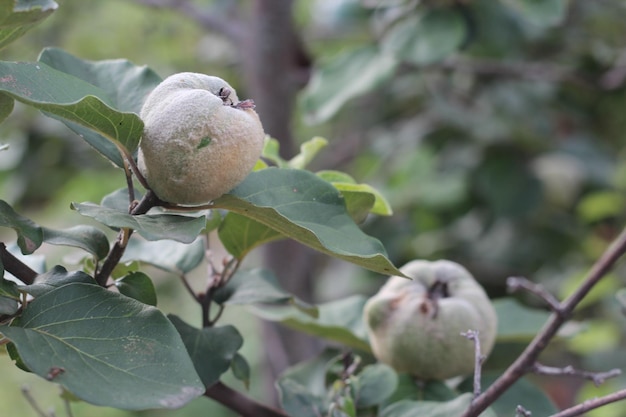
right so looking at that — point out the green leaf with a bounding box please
[381,393,496,417]
[500,0,567,28]
[19,265,94,297]
[300,46,397,124]
[213,268,316,315]
[0,60,143,167]
[354,364,398,408]
[42,225,110,261]
[214,168,402,277]
[386,377,457,404]
[0,0,57,50]
[250,295,371,352]
[277,378,327,417]
[0,92,14,123]
[0,295,18,315]
[288,137,329,169]
[0,200,43,254]
[39,47,161,114]
[0,283,204,409]
[72,202,206,243]
[169,315,243,388]
[121,238,206,274]
[318,170,393,216]
[230,353,251,390]
[494,298,550,342]
[218,212,283,260]
[261,137,288,168]
[115,271,157,306]
[382,9,467,66]
[0,276,19,300]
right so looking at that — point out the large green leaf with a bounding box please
[381,394,496,417]
[0,200,43,254]
[0,282,204,410]
[300,46,397,124]
[42,225,110,261]
[218,213,282,259]
[382,9,467,66]
[354,364,398,408]
[250,295,371,352]
[115,271,157,306]
[72,202,206,244]
[19,266,94,297]
[121,238,206,274]
[169,315,243,388]
[0,60,143,167]
[0,0,57,50]
[214,168,401,277]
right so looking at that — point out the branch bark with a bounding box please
[205,382,289,417]
[0,242,38,285]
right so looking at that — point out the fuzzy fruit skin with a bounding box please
[363,260,497,381]
[138,72,265,205]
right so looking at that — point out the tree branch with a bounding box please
[0,242,37,285]
[531,363,621,387]
[549,388,626,417]
[461,329,484,401]
[507,277,562,313]
[205,382,289,417]
[461,225,626,417]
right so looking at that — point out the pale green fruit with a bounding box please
[364,260,497,381]
[138,72,265,205]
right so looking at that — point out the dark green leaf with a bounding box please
[0,0,57,50]
[19,265,95,297]
[382,9,467,66]
[214,168,402,277]
[0,283,204,409]
[251,295,371,352]
[42,225,110,260]
[494,298,551,342]
[381,394,496,417]
[0,274,19,314]
[121,238,206,274]
[230,353,251,390]
[72,202,206,243]
[169,315,243,388]
[213,268,316,315]
[101,187,139,212]
[218,212,283,260]
[0,92,14,123]
[115,271,157,306]
[354,364,398,408]
[277,378,327,417]
[0,200,43,254]
[386,377,457,405]
[0,295,18,315]
[300,46,397,123]
[0,60,143,167]
[501,0,567,28]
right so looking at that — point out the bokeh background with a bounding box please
[2,0,626,416]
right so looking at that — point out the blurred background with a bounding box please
[2,0,626,416]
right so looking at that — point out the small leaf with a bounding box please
[169,315,244,388]
[0,92,14,123]
[213,268,316,315]
[42,225,110,261]
[382,9,467,66]
[386,377,457,404]
[277,378,327,417]
[115,271,157,306]
[0,0,58,50]
[318,170,393,216]
[250,295,371,352]
[214,168,402,277]
[121,238,206,274]
[218,212,282,260]
[0,295,18,315]
[300,46,397,124]
[0,277,19,300]
[288,137,329,169]
[0,200,43,254]
[261,137,288,168]
[1,283,204,410]
[230,353,251,390]
[0,60,143,167]
[381,393,497,417]
[500,0,567,28]
[354,364,398,408]
[72,202,206,243]
[19,265,95,297]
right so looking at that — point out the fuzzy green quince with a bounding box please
[138,72,265,205]
[364,260,497,381]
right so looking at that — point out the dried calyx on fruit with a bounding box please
[138,72,265,205]
[363,260,498,381]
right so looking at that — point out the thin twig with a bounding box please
[507,277,562,313]
[531,363,621,387]
[0,242,38,285]
[461,330,484,401]
[461,225,626,417]
[516,405,532,416]
[549,388,626,417]
[179,274,202,303]
[21,386,48,417]
[205,382,289,417]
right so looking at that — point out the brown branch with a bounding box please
[132,0,244,43]
[0,242,37,285]
[205,382,289,417]
[507,277,562,313]
[531,363,621,387]
[461,330,484,401]
[461,225,626,417]
[94,190,161,286]
[549,388,626,417]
